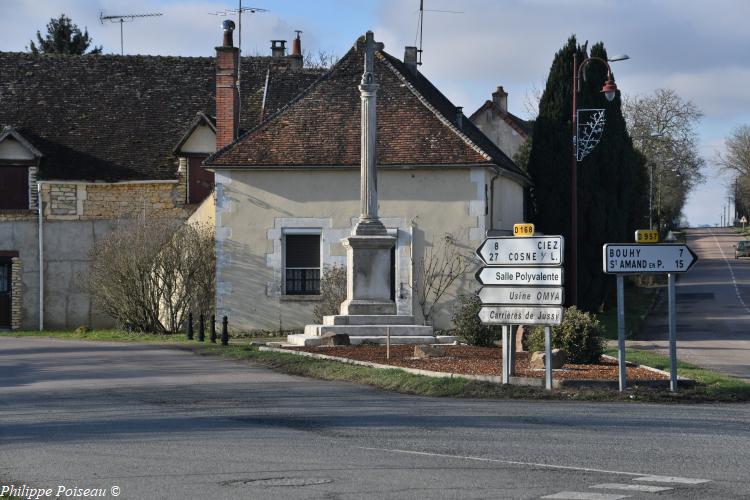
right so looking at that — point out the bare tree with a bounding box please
[624,89,704,229]
[313,264,347,322]
[412,233,472,326]
[89,220,215,333]
[302,49,339,69]
[717,125,750,220]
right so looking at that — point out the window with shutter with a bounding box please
[284,234,321,295]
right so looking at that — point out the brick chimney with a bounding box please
[403,46,418,74]
[216,20,239,149]
[492,86,508,113]
[290,30,303,69]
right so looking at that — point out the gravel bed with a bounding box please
[288,345,669,381]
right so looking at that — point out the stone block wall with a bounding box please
[11,257,21,330]
[40,171,189,221]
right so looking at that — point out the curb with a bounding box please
[259,346,689,390]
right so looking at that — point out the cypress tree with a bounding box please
[527,36,647,312]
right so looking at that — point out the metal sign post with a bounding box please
[668,273,678,391]
[476,230,565,390]
[603,238,698,393]
[616,274,626,391]
[545,326,553,390]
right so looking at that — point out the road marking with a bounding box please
[590,483,672,492]
[357,447,709,483]
[542,493,629,500]
[710,229,750,314]
[634,475,711,485]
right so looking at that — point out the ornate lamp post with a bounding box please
[570,52,628,305]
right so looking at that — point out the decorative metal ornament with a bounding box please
[575,108,606,161]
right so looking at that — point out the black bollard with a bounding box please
[187,312,194,340]
[210,314,217,343]
[198,314,205,342]
[221,316,229,346]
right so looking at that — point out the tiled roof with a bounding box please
[205,39,528,181]
[0,52,321,181]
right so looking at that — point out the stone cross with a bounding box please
[354,31,386,236]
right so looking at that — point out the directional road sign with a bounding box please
[476,236,564,266]
[603,243,698,274]
[479,306,564,325]
[476,267,564,286]
[478,286,564,306]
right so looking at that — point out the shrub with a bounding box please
[527,306,605,364]
[313,264,347,322]
[89,219,215,334]
[452,294,501,347]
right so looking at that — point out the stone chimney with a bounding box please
[290,31,303,69]
[492,86,508,113]
[215,20,239,149]
[403,46,418,74]
[271,40,286,58]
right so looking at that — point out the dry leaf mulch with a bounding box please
[287,345,668,381]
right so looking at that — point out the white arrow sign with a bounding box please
[476,236,564,266]
[603,244,698,274]
[475,267,564,286]
[479,286,564,306]
[479,306,564,325]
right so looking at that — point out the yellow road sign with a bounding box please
[635,229,659,244]
[513,223,535,237]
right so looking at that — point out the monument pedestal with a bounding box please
[340,234,396,315]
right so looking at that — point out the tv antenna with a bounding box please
[100,12,163,55]
[209,3,268,58]
[209,3,268,120]
[414,0,463,66]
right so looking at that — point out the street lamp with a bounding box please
[570,52,629,306]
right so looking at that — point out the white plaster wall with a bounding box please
[472,109,527,160]
[492,176,526,231]
[0,137,35,160]
[181,124,217,154]
[215,167,500,331]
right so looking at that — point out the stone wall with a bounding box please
[0,210,36,222]
[10,257,21,330]
[41,172,189,221]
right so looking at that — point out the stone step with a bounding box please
[286,334,460,347]
[323,315,417,326]
[304,324,433,337]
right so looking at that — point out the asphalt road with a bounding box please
[632,227,750,381]
[1,337,749,499]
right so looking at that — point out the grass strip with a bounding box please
[606,347,750,402]
[4,331,749,403]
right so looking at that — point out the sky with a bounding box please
[2,0,749,226]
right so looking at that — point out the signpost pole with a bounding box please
[668,273,678,391]
[508,326,516,376]
[501,325,509,384]
[544,326,552,390]
[616,274,626,392]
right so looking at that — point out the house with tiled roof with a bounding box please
[204,33,531,332]
[0,33,321,330]
[469,86,531,160]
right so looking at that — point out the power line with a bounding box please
[99,12,163,55]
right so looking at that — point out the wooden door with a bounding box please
[0,166,29,209]
[188,157,214,204]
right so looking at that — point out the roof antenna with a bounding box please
[414,1,463,66]
[99,12,163,55]
[209,3,268,120]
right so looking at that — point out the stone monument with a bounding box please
[289,32,454,346]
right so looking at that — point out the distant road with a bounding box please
[633,227,750,381]
[1,337,749,499]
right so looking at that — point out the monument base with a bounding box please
[340,234,396,315]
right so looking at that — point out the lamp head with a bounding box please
[602,78,618,101]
